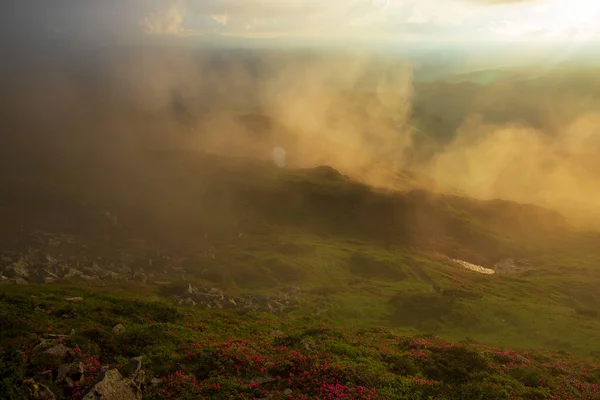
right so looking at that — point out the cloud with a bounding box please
[208,0,484,39]
[469,0,532,3]
[136,0,599,43]
[211,14,229,26]
[141,0,189,35]
[487,0,600,40]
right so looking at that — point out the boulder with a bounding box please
[56,362,84,384]
[99,271,121,281]
[32,339,55,353]
[40,270,59,280]
[65,297,84,302]
[5,261,30,279]
[285,286,302,296]
[22,379,56,400]
[208,287,224,297]
[182,298,196,306]
[132,370,145,389]
[129,357,143,374]
[149,377,162,387]
[270,330,286,339]
[80,274,100,281]
[132,272,146,283]
[33,370,53,384]
[185,283,193,293]
[82,369,141,400]
[64,269,84,279]
[39,344,75,367]
[112,324,126,335]
[40,334,70,340]
[300,340,312,352]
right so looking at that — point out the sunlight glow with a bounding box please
[491,0,600,41]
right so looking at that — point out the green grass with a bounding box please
[1,285,599,399]
[1,149,600,397]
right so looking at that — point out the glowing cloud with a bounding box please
[211,14,229,26]
[141,1,189,35]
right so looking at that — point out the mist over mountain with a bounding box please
[2,42,600,227]
[2,3,600,398]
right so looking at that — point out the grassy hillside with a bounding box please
[1,285,600,399]
[1,147,600,398]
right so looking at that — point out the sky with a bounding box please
[4,0,600,47]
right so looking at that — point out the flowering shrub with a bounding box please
[2,291,600,400]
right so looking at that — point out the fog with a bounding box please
[2,45,600,227]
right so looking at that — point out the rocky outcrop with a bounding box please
[23,338,148,400]
[22,379,56,400]
[170,284,302,314]
[82,369,141,400]
[56,362,84,385]
[37,344,76,367]
[5,261,30,279]
[0,247,173,285]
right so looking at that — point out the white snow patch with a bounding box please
[452,259,495,275]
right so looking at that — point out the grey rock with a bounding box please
[208,287,224,297]
[32,339,55,353]
[132,370,145,389]
[5,261,29,279]
[40,270,59,280]
[64,269,84,279]
[251,377,277,385]
[56,362,84,383]
[33,370,54,384]
[41,344,76,365]
[285,286,302,295]
[82,369,141,400]
[80,274,100,281]
[112,324,126,335]
[65,297,84,302]
[117,265,132,275]
[132,272,146,283]
[129,357,143,374]
[186,283,194,295]
[55,264,70,277]
[300,340,312,352]
[182,298,196,307]
[43,276,57,284]
[62,377,75,390]
[41,334,70,340]
[99,271,120,281]
[150,377,162,387]
[22,379,56,400]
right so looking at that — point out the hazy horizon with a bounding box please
[2,1,600,228]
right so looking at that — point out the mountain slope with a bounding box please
[1,148,600,357]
